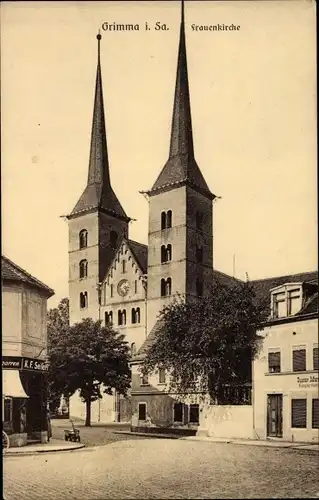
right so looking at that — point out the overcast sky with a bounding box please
[1,0,317,308]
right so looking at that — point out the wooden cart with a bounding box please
[64,419,81,442]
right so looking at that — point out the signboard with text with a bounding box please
[297,374,318,388]
[2,356,49,372]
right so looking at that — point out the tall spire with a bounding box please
[149,0,214,200]
[70,33,129,219]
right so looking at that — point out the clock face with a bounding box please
[117,279,130,297]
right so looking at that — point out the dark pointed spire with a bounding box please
[70,33,129,220]
[149,0,214,200]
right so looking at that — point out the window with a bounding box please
[268,351,281,373]
[131,307,141,324]
[140,373,149,386]
[273,292,286,318]
[161,277,172,297]
[173,402,184,423]
[161,210,172,230]
[4,398,12,423]
[131,342,137,356]
[291,399,307,428]
[80,292,88,309]
[110,284,114,298]
[196,211,203,230]
[158,368,166,384]
[110,230,118,249]
[161,244,172,263]
[122,260,126,273]
[288,289,301,316]
[118,309,126,326]
[196,246,203,263]
[313,347,319,371]
[196,278,203,297]
[79,229,88,249]
[134,280,137,294]
[105,311,113,325]
[312,399,319,429]
[79,259,88,279]
[293,348,306,372]
[138,403,147,421]
[189,404,200,424]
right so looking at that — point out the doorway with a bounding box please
[267,394,283,437]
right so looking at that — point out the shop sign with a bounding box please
[2,356,49,372]
[297,374,319,388]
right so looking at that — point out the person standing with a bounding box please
[46,407,52,442]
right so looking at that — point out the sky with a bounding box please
[1,0,317,308]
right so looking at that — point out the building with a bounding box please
[2,255,54,446]
[253,271,318,442]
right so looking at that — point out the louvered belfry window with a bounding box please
[312,399,319,429]
[291,399,307,428]
[268,351,281,373]
[292,348,306,372]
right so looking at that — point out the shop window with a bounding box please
[138,403,147,421]
[118,309,126,326]
[110,230,118,249]
[79,229,88,249]
[292,348,306,372]
[158,368,166,384]
[189,404,200,424]
[313,347,319,371]
[4,398,12,425]
[79,259,88,279]
[312,399,319,429]
[140,373,149,386]
[268,351,281,373]
[291,399,307,428]
[105,311,113,325]
[80,292,88,309]
[173,402,184,423]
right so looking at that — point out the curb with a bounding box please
[4,443,86,457]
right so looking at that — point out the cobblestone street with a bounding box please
[4,438,319,499]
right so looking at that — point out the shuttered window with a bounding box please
[313,348,319,371]
[291,399,307,428]
[292,349,306,372]
[312,399,319,429]
[268,352,281,373]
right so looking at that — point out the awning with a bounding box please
[2,370,29,398]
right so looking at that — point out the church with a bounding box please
[66,2,236,423]
[66,0,318,438]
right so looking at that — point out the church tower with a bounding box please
[145,1,215,333]
[67,34,131,325]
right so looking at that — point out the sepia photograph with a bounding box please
[1,0,318,498]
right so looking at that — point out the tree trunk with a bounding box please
[85,399,91,427]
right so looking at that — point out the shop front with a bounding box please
[2,356,50,447]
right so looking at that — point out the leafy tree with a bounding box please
[49,317,131,426]
[142,279,267,403]
[47,298,70,413]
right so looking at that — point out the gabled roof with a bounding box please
[251,271,318,302]
[1,255,54,298]
[102,238,148,283]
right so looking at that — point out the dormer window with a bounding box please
[271,283,302,319]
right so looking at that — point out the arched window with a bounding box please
[161,245,166,263]
[166,210,172,228]
[196,246,203,263]
[79,259,88,279]
[118,309,127,326]
[79,230,88,249]
[122,260,126,274]
[110,230,118,249]
[131,308,136,324]
[166,244,172,261]
[161,212,166,230]
[131,342,137,356]
[80,292,88,309]
[136,307,140,323]
[196,278,203,297]
[105,311,113,325]
[161,278,172,297]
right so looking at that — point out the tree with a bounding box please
[47,298,70,413]
[142,279,267,403]
[49,317,131,426]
